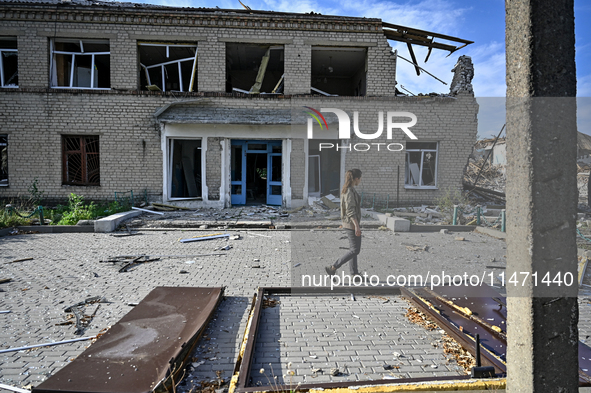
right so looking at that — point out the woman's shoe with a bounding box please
[325,266,337,276]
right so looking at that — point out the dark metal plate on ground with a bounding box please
[33,287,224,393]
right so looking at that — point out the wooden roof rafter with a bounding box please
[382,21,473,58]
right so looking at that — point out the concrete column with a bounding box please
[505,0,578,391]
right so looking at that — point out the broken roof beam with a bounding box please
[382,22,473,54]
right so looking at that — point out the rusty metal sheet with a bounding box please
[406,285,591,386]
[33,287,224,393]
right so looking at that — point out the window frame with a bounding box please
[0,37,18,88]
[405,141,438,189]
[138,42,198,92]
[0,134,7,186]
[50,38,111,90]
[61,135,100,186]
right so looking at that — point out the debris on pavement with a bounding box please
[0,335,98,354]
[262,296,280,309]
[405,307,438,331]
[5,257,33,264]
[180,233,231,243]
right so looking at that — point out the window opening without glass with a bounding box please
[51,39,110,89]
[169,139,202,198]
[311,47,367,97]
[0,37,18,88]
[405,142,438,188]
[226,44,284,94]
[139,43,198,92]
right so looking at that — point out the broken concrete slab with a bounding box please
[386,216,411,232]
[94,210,142,233]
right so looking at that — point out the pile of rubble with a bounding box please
[463,157,506,194]
[578,164,590,206]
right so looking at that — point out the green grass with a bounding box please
[1,193,131,228]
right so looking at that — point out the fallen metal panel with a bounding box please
[404,285,591,386]
[401,286,506,375]
[231,287,505,393]
[33,287,224,393]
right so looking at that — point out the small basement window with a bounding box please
[0,37,18,88]
[51,39,110,89]
[405,142,438,188]
[139,42,198,92]
[62,136,100,186]
[311,47,366,96]
[0,135,7,186]
[226,43,284,94]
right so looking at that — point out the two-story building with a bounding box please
[0,0,478,208]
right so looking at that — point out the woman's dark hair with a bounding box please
[341,168,362,194]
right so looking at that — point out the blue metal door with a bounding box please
[267,149,282,206]
[230,141,246,205]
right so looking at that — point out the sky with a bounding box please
[117,0,590,137]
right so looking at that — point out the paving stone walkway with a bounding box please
[0,225,579,392]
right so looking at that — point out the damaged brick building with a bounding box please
[0,0,478,208]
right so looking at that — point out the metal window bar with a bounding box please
[144,57,195,92]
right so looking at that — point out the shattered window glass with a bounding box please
[62,136,100,186]
[139,43,198,92]
[0,135,7,186]
[0,37,18,88]
[405,142,437,187]
[51,39,110,89]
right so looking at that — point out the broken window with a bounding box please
[405,142,438,188]
[139,43,198,92]
[0,37,18,88]
[308,139,341,196]
[169,139,202,198]
[0,135,7,186]
[226,44,284,94]
[311,47,366,96]
[62,136,100,186]
[50,39,110,89]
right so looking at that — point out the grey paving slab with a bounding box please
[0,227,572,392]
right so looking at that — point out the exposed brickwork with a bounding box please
[0,3,477,207]
[290,138,305,199]
[206,137,221,200]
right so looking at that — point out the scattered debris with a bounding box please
[293,263,301,268]
[330,368,340,376]
[0,335,98,354]
[180,233,231,243]
[405,245,429,252]
[455,237,466,241]
[0,383,30,393]
[180,270,189,274]
[0,310,11,314]
[152,202,192,211]
[441,334,476,373]
[217,245,233,251]
[262,296,280,309]
[131,206,165,215]
[0,278,11,284]
[440,229,449,234]
[405,307,438,331]
[5,257,33,264]
[8,229,39,236]
[230,234,241,240]
[311,368,323,378]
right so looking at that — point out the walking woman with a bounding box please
[326,168,362,277]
